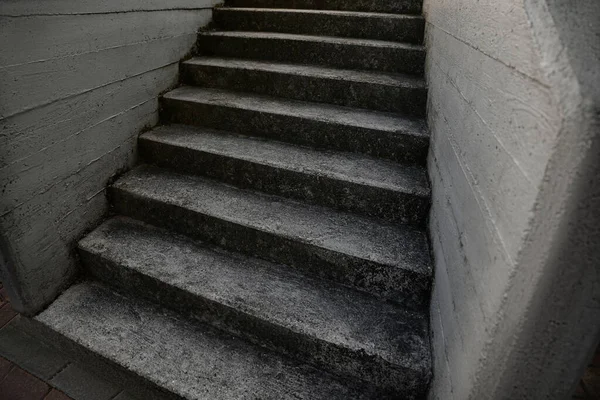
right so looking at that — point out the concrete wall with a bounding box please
[423,0,600,398]
[0,0,216,314]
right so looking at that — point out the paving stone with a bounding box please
[0,303,17,328]
[0,320,69,380]
[0,356,14,380]
[0,366,50,400]
[44,389,73,400]
[49,364,121,400]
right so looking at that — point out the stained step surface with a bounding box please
[213,8,425,43]
[224,0,423,14]
[110,165,432,302]
[79,217,431,396]
[197,31,425,74]
[161,86,428,164]
[35,282,378,400]
[140,125,429,224]
[181,57,427,115]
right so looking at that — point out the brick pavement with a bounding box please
[0,283,74,400]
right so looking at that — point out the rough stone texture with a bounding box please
[36,282,380,400]
[197,31,425,74]
[110,165,432,302]
[423,0,600,398]
[161,86,429,164]
[213,8,425,43]
[140,125,430,224]
[181,57,427,115]
[79,217,431,397]
[0,0,215,315]
[224,0,423,14]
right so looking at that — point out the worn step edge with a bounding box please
[79,217,431,395]
[161,86,429,164]
[30,282,380,400]
[140,125,430,224]
[110,165,432,302]
[213,8,425,43]
[180,57,427,115]
[223,0,423,15]
[197,31,425,74]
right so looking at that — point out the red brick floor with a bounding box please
[0,283,74,400]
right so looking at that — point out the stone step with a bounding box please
[34,282,381,400]
[161,86,429,164]
[213,8,425,43]
[197,31,425,75]
[224,0,423,15]
[78,217,432,397]
[181,57,426,115]
[139,125,430,225]
[110,165,432,302]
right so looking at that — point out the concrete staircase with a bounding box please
[31,1,432,398]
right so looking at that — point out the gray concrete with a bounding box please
[50,364,121,400]
[162,86,429,164]
[0,316,142,400]
[181,57,427,115]
[224,0,423,14]
[213,8,425,43]
[0,322,69,379]
[111,165,432,302]
[198,31,425,74]
[0,0,216,315]
[79,217,431,397]
[423,0,600,398]
[36,282,380,400]
[140,125,430,224]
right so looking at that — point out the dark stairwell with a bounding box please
[22,0,434,398]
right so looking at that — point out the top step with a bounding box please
[224,0,423,15]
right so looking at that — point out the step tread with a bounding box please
[142,124,430,197]
[217,7,424,20]
[183,56,426,88]
[112,165,432,276]
[162,86,427,137]
[201,30,425,50]
[80,217,430,372]
[36,282,373,400]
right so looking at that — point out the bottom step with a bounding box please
[33,282,379,400]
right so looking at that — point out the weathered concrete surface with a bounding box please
[423,0,600,398]
[0,0,215,314]
[213,8,425,43]
[79,217,431,397]
[110,165,432,303]
[140,125,430,224]
[162,86,429,164]
[224,0,423,14]
[181,57,427,115]
[198,31,425,74]
[36,282,380,399]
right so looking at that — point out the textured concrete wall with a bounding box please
[0,0,216,314]
[423,0,600,398]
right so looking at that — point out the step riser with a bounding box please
[213,9,425,44]
[224,0,423,14]
[139,138,429,225]
[180,62,426,116]
[110,186,430,303]
[197,34,425,75]
[161,97,429,165]
[79,248,425,397]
